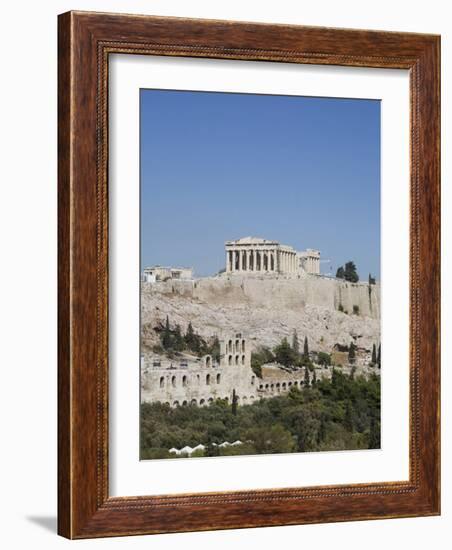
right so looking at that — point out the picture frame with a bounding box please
[58,10,440,539]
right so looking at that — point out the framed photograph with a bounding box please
[58,11,440,538]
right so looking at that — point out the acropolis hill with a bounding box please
[141,237,380,356]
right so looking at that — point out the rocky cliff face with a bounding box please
[141,274,380,354]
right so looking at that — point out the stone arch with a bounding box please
[235,355,239,365]
[265,384,269,389]
[173,400,179,407]
[159,376,164,388]
[165,402,170,406]
[276,382,280,392]
[200,398,205,405]
[242,339,246,352]
[288,381,292,386]
[235,339,240,351]
[171,375,176,388]
[259,384,264,390]
[208,397,213,403]
[182,375,188,387]
[206,373,211,385]
[241,354,245,365]
[228,355,232,366]
[228,340,233,353]
[205,355,211,368]
[191,399,197,405]
[216,373,221,384]
[182,400,188,406]
[294,381,298,387]
[282,382,287,390]
[197,374,200,384]
[250,395,255,401]
[242,396,248,404]
[224,396,229,402]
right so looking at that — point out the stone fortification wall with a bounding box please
[145,274,380,320]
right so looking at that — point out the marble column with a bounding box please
[238,249,243,271]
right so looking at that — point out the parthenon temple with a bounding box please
[225,237,320,275]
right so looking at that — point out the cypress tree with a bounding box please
[231,389,238,416]
[303,336,309,360]
[348,341,356,365]
[185,322,197,352]
[371,343,377,365]
[173,324,184,351]
[304,366,310,386]
[292,330,300,355]
[336,266,345,279]
[161,316,172,350]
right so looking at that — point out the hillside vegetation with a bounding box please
[140,369,381,459]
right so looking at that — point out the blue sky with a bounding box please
[140,89,380,280]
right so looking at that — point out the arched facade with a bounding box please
[141,332,326,408]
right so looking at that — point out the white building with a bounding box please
[142,265,193,283]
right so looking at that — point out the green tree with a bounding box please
[377,344,381,368]
[312,369,317,385]
[292,330,300,355]
[317,351,331,366]
[204,442,220,457]
[344,261,359,283]
[318,414,327,444]
[303,336,309,360]
[251,346,274,377]
[184,322,200,353]
[231,389,238,416]
[173,324,184,351]
[246,425,295,454]
[344,400,353,431]
[368,417,381,449]
[348,341,356,365]
[161,316,172,350]
[336,266,345,279]
[209,335,221,363]
[304,366,310,386]
[371,343,377,365]
[274,337,297,367]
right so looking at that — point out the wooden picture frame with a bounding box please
[58,11,440,539]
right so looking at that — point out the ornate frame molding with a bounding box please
[58,11,440,538]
